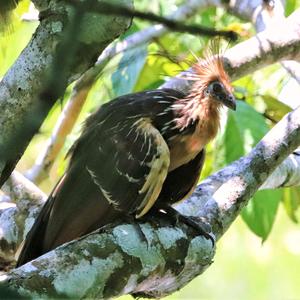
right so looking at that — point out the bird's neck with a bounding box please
[172,93,222,139]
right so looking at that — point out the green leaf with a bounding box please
[134,44,175,92]
[286,0,297,16]
[241,189,283,241]
[224,110,244,163]
[86,45,148,112]
[224,101,269,164]
[282,187,300,223]
[110,45,148,97]
[261,95,292,123]
[220,101,281,241]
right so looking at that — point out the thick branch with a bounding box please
[0,172,45,263]
[260,153,300,189]
[1,222,214,298]
[228,0,300,84]
[2,171,46,205]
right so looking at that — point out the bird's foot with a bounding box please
[161,205,215,247]
[121,215,149,245]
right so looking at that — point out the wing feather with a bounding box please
[83,117,170,217]
[135,121,170,217]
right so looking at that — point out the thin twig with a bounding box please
[65,0,238,40]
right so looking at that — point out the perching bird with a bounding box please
[16,52,236,266]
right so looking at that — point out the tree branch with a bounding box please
[2,171,46,205]
[228,0,300,84]
[260,152,300,189]
[66,0,237,40]
[0,172,45,264]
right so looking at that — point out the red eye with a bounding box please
[212,82,223,93]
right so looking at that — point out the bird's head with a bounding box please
[172,49,236,131]
[191,52,236,111]
[204,80,236,111]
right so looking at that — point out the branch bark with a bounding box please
[228,0,300,84]
[0,172,46,263]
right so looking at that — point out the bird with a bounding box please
[16,51,236,267]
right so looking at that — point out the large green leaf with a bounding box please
[286,0,297,16]
[224,109,244,164]
[134,47,181,91]
[261,95,291,123]
[224,101,269,164]
[110,45,148,98]
[221,101,283,241]
[241,189,283,241]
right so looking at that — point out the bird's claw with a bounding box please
[160,205,216,247]
[179,215,215,247]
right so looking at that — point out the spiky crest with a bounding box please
[172,40,233,132]
[189,38,232,94]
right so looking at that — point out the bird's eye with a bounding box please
[211,82,223,93]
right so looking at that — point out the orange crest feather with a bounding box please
[191,40,232,93]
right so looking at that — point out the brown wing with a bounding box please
[17,115,170,266]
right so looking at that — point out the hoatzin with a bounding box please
[16,53,236,266]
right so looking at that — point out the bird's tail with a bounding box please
[16,195,55,267]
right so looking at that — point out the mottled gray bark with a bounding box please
[1,222,214,299]
[229,0,300,84]
[0,172,46,264]
[0,0,133,185]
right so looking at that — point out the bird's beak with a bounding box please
[223,94,236,111]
